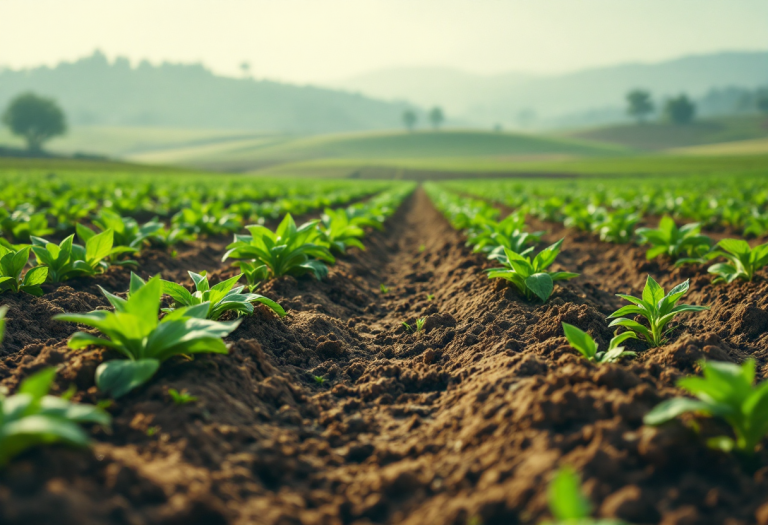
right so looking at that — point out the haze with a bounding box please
[1,0,766,83]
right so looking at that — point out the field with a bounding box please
[3,160,768,525]
[566,115,768,151]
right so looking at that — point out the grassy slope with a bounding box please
[130,129,627,172]
[566,115,768,151]
[0,126,267,158]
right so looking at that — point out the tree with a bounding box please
[428,107,444,129]
[2,92,67,151]
[402,110,417,131]
[757,89,768,114]
[240,61,251,78]
[664,94,696,125]
[626,89,654,123]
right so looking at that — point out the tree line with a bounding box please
[626,88,768,125]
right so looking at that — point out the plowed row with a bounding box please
[1,187,767,525]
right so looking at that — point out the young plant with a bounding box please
[644,359,768,453]
[402,318,426,334]
[161,271,285,321]
[486,239,579,302]
[168,388,197,405]
[562,323,637,364]
[239,261,270,292]
[608,276,709,348]
[635,216,713,264]
[0,305,7,345]
[708,239,768,283]
[543,467,624,525]
[53,274,241,398]
[380,284,389,294]
[222,214,335,280]
[0,368,111,467]
[0,245,48,296]
[93,209,163,249]
[77,224,137,267]
[32,228,126,280]
[319,208,366,254]
[595,210,640,244]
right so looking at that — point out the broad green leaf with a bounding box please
[95,359,160,398]
[562,323,597,359]
[85,229,114,265]
[643,397,712,426]
[548,467,591,520]
[525,273,554,302]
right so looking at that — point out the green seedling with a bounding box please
[240,261,269,292]
[486,239,579,302]
[562,323,637,364]
[313,376,325,385]
[0,245,47,296]
[543,467,625,524]
[0,368,111,467]
[0,305,7,346]
[54,274,241,398]
[419,244,426,253]
[645,359,768,453]
[161,271,285,321]
[708,239,768,283]
[403,318,426,333]
[76,224,138,267]
[93,209,163,249]
[608,276,709,348]
[168,388,198,405]
[223,214,335,280]
[636,216,713,265]
[427,294,435,301]
[319,208,366,254]
[595,210,640,244]
[380,284,389,294]
[146,426,159,437]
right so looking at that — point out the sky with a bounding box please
[0,0,766,84]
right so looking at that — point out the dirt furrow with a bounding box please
[2,186,768,525]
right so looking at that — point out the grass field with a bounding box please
[566,114,768,151]
[124,129,628,172]
[0,125,267,158]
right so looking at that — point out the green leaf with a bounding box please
[22,266,48,287]
[718,239,750,256]
[562,323,597,359]
[85,229,114,265]
[95,359,160,398]
[548,467,591,520]
[525,273,554,302]
[642,275,664,309]
[18,368,56,399]
[643,397,712,426]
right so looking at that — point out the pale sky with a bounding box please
[1,0,766,83]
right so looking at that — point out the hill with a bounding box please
[128,129,625,172]
[0,52,417,134]
[335,51,768,128]
[566,115,768,151]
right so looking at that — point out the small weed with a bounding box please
[168,388,198,405]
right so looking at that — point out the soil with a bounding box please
[2,187,768,525]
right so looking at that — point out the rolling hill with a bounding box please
[566,115,768,151]
[127,129,626,173]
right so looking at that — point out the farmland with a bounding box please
[3,157,768,525]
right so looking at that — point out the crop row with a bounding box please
[0,171,393,242]
[0,180,414,469]
[429,181,768,283]
[425,181,768,522]
[442,174,768,237]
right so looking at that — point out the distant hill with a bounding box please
[127,129,624,172]
[566,115,768,151]
[335,51,768,128]
[0,52,418,134]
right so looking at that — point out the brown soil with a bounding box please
[2,188,768,525]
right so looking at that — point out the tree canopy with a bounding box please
[664,94,696,125]
[2,92,67,151]
[402,110,417,131]
[428,107,445,129]
[626,89,654,122]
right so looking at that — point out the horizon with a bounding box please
[1,0,766,84]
